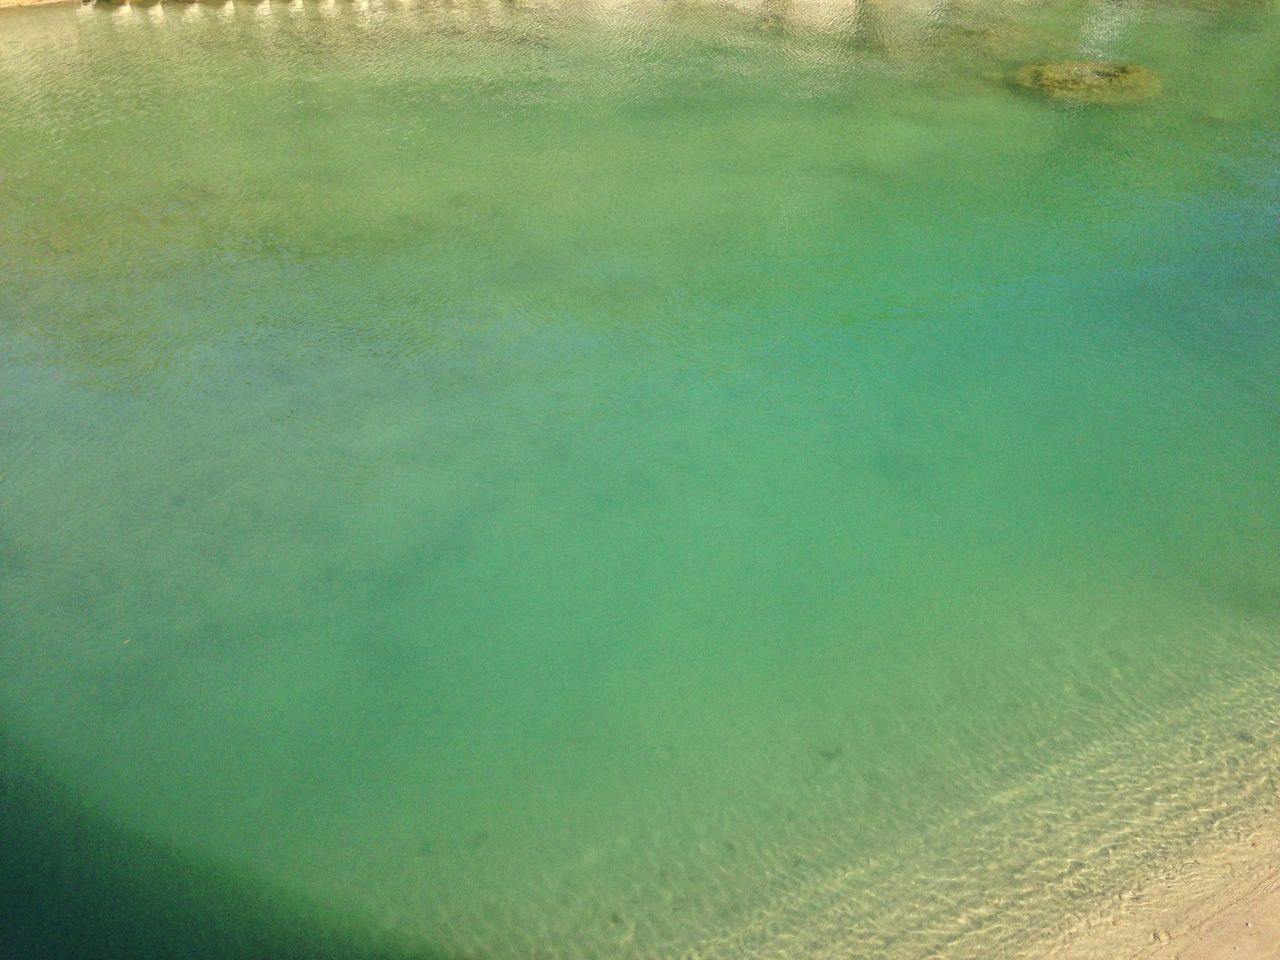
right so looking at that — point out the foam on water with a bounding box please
[1,1,1278,957]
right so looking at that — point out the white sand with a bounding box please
[1042,815,1280,960]
[0,0,77,8]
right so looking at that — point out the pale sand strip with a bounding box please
[0,0,79,8]
[1043,815,1280,960]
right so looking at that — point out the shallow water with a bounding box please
[1,0,1278,957]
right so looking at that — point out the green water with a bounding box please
[1,1,1278,957]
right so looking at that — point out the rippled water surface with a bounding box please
[2,1,1278,957]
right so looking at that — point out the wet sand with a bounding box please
[1172,884,1280,960]
[1044,814,1279,960]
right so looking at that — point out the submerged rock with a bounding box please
[1012,60,1162,104]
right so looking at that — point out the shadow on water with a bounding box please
[0,723,460,960]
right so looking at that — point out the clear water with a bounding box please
[1,1,1278,957]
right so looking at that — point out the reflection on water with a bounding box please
[1,0,1278,957]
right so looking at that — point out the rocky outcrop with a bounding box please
[1013,60,1163,104]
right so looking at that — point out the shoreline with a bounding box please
[1040,808,1280,960]
[0,0,79,9]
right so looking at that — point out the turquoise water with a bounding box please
[1,1,1278,957]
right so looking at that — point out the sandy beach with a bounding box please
[1041,811,1279,960]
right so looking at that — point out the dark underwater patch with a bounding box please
[0,725,456,960]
